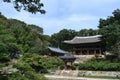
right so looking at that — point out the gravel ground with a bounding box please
[45,75,120,80]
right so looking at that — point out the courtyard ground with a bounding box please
[45,75,120,80]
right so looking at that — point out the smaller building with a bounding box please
[59,55,76,64]
[48,47,68,56]
[48,47,76,69]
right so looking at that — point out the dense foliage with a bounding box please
[0,13,50,55]
[0,53,64,80]
[50,28,99,51]
[72,59,120,71]
[18,53,64,72]
[3,0,46,14]
[98,9,120,60]
[50,29,77,51]
[0,13,50,80]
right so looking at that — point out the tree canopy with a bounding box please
[3,0,46,14]
[0,13,51,79]
[98,9,120,60]
[50,28,99,51]
[98,9,120,28]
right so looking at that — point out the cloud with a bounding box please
[0,0,120,35]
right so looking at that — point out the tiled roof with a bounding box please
[59,56,76,62]
[48,47,68,54]
[64,35,102,44]
[59,56,76,59]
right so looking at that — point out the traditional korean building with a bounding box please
[64,35,106,55]
[59,56,76,65]
[48,47,76,69]
[48,47,68,56]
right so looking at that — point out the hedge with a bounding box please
[72,61,120,71]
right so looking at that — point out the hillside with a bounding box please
[0,13,51,80]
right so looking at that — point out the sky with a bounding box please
[0,0,120,35]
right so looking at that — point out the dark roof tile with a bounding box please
[64,35,102,44]
[48,47,68,54]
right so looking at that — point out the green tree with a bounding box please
[18,53,64,72]
[99,24,120,50]
[6,19,46,54]
[77,29,99,36]
[98,9,120,28]
[0,13,48,55]
[7,43,22,58]
[98,9,120,61]
[50,29,77,50]
[98,9,120,50]
[0,8,49,80]
[3,0,46,14]
[28,24,43,34]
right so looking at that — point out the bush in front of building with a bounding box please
[19,53,65,71]
[72,60,120,71]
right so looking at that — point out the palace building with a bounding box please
[64,35,106,55]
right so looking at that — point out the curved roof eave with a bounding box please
[64,35,102,44]
[48,47,68,54]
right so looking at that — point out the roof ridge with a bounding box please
[74,35,102,39]
[64,35,102,44]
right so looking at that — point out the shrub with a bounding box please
[73,60,120,71]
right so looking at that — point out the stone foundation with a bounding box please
[78,70,120,77]
[55,70,120,77]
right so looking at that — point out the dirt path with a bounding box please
[45,75,119,80]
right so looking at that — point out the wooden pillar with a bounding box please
[94,48,96,55]
[79,50,81,55]
[87,48,89,55]
[99,48,102,55]
[79,48,82,55]
[81,48,83,55]
[72,48,74,55]
[64,61,67,70]
[72,50,74,55]
[73,47,76,55]
[88,50,89,55]
[71,61,72,65]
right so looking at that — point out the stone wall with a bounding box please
[73,55,104,63]
[78,70,120,77]
[45,75,120,80]
[55,70,120,77]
